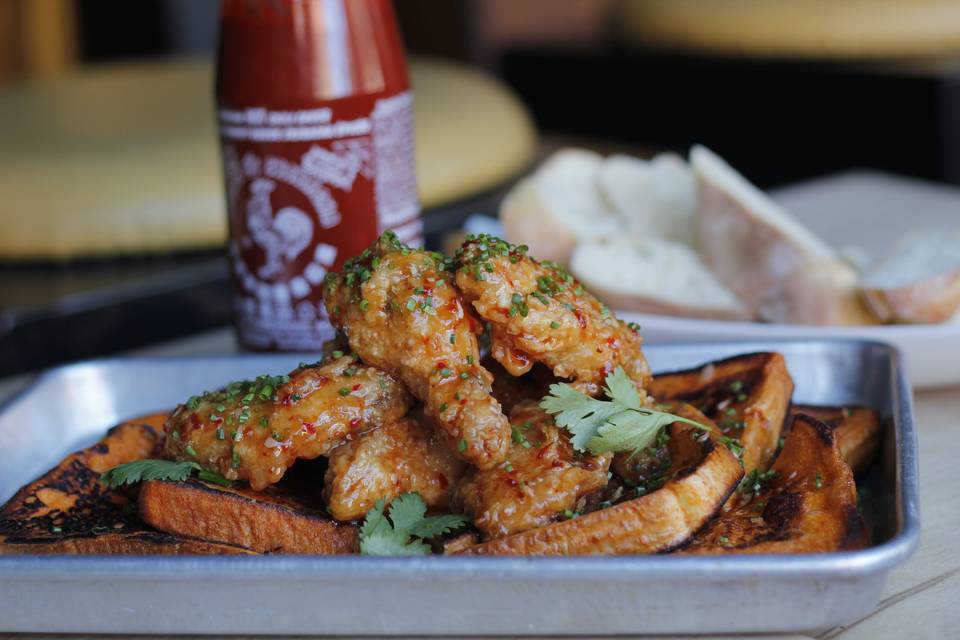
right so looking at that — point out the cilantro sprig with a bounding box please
[540,367,709,457]
[359,492,468,556]
[101,459,232,489]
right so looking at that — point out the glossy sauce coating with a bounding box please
[164,355,412,490]
[454,401,611,540]
[324,413,465,521]
[324,233,511,469]
[454,234,652,398]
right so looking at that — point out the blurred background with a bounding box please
[2,0,960,374]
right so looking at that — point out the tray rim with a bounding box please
[0,338,920,583]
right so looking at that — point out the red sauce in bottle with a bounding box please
[217,0,420,351]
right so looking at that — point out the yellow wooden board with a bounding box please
[617,0,960,59]
[0,57,535,260]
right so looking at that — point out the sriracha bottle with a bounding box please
[216,0,420,351]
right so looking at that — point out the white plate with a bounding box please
[622,170,960,389]
[619,311,959,389]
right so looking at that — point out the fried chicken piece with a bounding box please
[323,412,466,521]
[454,401,612,540]
[454,234,652,398]
[164,354,412,491]
[324,232,511,469]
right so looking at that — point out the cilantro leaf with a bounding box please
[101,459,234,489]
[603,366,641,411]
[589,407,707,456]
[359,492,469,556]
[410,514,473,539]
[540,383,621,450]
[385,492,428,533]
[540,366,710,457]
[101,459,200,488]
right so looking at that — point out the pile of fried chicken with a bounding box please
[0,232,879,556]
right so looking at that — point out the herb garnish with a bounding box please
[359,493,469,556]
[101,459,233,489]
[739,468,777,495]
[540,367,709,457]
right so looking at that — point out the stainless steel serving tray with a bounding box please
[0,340,920,636]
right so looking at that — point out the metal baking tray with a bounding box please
[0,340,919,636]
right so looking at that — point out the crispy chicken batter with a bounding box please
[454,401,612,540]
[324,232,511,469]
[454,234,652,398]
[324,412,466,521]
[164,355,412,491]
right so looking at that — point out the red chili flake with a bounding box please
[189,414,203,430]
[436,473,449,490]
[551,460,566,469]
[574,309,588,329]
[607,337,619,350]
[459,398,467,406]
[351,384,362,392]
[506,478,519,487]
[537,447,550,460]
[436,361,448,371]
[349,417,361,429]
[301,421,316,435]
[511,350,530,368]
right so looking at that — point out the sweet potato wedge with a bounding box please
[0,414,251,555]
[789,404,882,475]
[456,420,743,555]
[648,352,794,474]
[679,414,865,555]
[139,478,358,554]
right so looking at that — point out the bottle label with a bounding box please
[219,90,421,351]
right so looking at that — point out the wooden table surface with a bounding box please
[0,328,957,639]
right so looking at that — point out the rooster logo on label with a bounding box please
[245,178,313,280]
